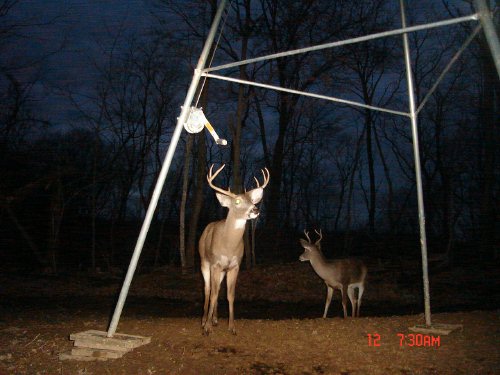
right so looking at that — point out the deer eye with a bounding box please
[235,198,241,205]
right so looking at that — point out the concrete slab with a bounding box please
[70,330,151,351]
[72,346,125,359]
[409,323,463,335]
[60,330,151,361]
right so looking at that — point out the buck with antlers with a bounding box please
[199,164,270,335]
[299,229,367,318]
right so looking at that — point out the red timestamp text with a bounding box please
[367,333,441,347]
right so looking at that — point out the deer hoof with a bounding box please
[212,318,218,326]
[202,316,208,326]
[203,322,212,336]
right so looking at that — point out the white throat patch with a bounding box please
[233,218,247,229]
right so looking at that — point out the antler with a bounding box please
[207,164,237,198]
[314,229,323,246]
[303,229,322,245]
[253,167,270,189]
[303,229,312,243]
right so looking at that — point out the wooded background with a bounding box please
[1,0,498,275]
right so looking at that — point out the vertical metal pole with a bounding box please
[400,0,432,327]
[107,0,229,337]
[473,0,500,78]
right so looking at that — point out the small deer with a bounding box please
[299,229,367,318]
[199,164,270,335]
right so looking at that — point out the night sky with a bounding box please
[2,0,154,127]
[3,0,476,129]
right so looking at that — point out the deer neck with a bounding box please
[222,210,247,247]
[308,251,331,279]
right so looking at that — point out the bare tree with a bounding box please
[332,0,398,235]
[0,0,68,271]
[255,0,378,231]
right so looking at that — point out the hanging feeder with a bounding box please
[183,106,227,146]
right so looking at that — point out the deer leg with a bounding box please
[340,285,348,318]
[212,271,226,326]
[226,266,239,335]
[357,284,365,317]
[347,285,357,318]
[201,260,211,326]
[203,265,223,335]
[323,286,334,318]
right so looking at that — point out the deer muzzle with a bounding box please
[248,206,260,219]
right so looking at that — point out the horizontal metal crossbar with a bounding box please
[202,72,410,117]
[204,13,479,73]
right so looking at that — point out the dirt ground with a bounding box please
[0,262,498,374]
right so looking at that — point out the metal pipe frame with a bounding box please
[400,0,432,327]
[106,0,229,338]
[205,11,485,122]
[417,24,483,115]
[107,0,499,336]
[202,72,409,117]
[473,0,500,78]
[204,13,479,74]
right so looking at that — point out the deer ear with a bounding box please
[299,239,310,248]
[216,192,232,207]
[248,188,263,204]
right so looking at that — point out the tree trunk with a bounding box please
[266,98,290,229]
[365,109,376,234]
[233,41,251,267]
[186,133,206,270]
[48,176,64,275]
[179,135,193,272]
[344,126,366,253]
[4,203,47,267]
[478,35,499,260]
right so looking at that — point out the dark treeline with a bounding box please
[0,0,498,274]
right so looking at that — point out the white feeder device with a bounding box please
[184,107,227,146]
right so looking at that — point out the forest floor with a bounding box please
[0,260,498,374]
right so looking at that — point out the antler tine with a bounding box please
[314,229,323,245]
[207,164,224,182]
[253,176,260,187]
[207,164,237,198]
[253,167,270,189]
[261,167,270,188]
[303,229,312,243]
